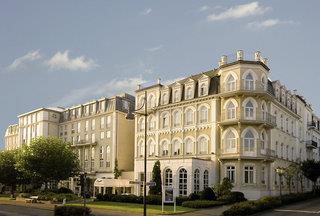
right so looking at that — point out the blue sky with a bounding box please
[1,0,320,149]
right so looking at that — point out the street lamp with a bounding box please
[276,167,285,202]
[126,91,148,216]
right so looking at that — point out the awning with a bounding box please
[94,178,132,188]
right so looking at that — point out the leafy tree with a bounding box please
[294,163,305,193]
[0,150,25,197]
[283,164,297,193]
[301,159,320,192]
[214,177,233,198]
[149,160,162,195]
[16,137,80,189]
[113,159,122,179]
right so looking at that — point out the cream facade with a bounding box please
[4,93,135,195]
[133,50,320,200]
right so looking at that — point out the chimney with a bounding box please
[254,51,261,61]
[137,84,141,90]
[236,50,244,61]
[262,58,268,65]
[220,55,227,65]
[157,78,161,84]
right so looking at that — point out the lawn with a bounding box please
[68,201,194,215]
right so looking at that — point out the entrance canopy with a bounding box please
[94,178,132,188]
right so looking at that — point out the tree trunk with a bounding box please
[11,184,15,198]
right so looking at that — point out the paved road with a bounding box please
[0,204,52,216]
[257,198,320,216]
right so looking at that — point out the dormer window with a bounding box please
[173,89,180,102]
[186,87,193,100]
[199,83,207,96]
[162,92,168,105]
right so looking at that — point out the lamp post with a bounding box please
[276,167,285,203]
[126,91,148,216]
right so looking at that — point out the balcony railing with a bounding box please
[222,81,271,94]
[307,121,317,130]
[306,140,318,149]
[221,112,276,127]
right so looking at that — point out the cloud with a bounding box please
[52,77,145,107]
[246,19,298,30]
[207,2,271,21]
[199,5,209,12]
[141,8,152,15]
[46,50,97,71]
[144,45,163,52]
[7,50,42,70]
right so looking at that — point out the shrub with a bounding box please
[214,178,233,198]
[218,191,246,203]
[176,196,189,206]
[188,193,200,201]
[182,200,226,208]
[58,187,73,194]
[200,188,216,201]
[146,195,162,205]
[54,206,92,216]
[18,193,31,198]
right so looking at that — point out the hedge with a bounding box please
[218,191,247,203]
[54,206,93,216]
[223,192,316,216]
[182,200,227,208]
[96,194,189,206]
[36,192,80,202]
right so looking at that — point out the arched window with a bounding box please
[186,87,193,99]
[200,83,207,96]
[185,109,194,125]
[245,101,254,119]
[261,131,266,150]
[225,130,236,152]
[137,141,144,157]
[148,94,155,108]
[244,130,255,152]
[179,168,188,196]
[173,140,181,155]
[226,75,236,91]
[226,101,236,119]
[261,76,267,89]
[148,116,155,130]
[161,113,169,129]
[244,73,254,90]
[148,139,156,156]
[162,140,169,156]
[139,96,145,108]
[162,93,168,105]
[185,138,193,155]
[173,110,181,127]
[194,169,200,193]
[174,90,180,102]
[165,169,173,186]
[203,170,209,189]
[138,117,145,132]
[199,106,208,123]
[198,137,208,154]
[262,103,267,121]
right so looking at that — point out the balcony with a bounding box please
[220,112,276,128]
[307,122,317,130]
[220,81,273,96]
[71,141,98,147]
[306,140,318,149]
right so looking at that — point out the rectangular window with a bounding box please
[101,117,105,128]
[92,119,95,130]
[106,131,111,138]
[244,166,254,184]
[91,133,96,143]
[85,120,89,131]
[77,122,81,133]
[107,116,111,127]
[261,167,266,184]
[100,131,105,140]
[226,166,235,183]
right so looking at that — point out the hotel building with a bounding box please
[4,94,135,195]
[133,50,320,199]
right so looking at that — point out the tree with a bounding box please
[149,160,162,195]
[283,164,297,193]
[113,159,122,179]
[214,177,233,198]
[16,137,80,189]
[0,150,25,197]
[301,159,320,192]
